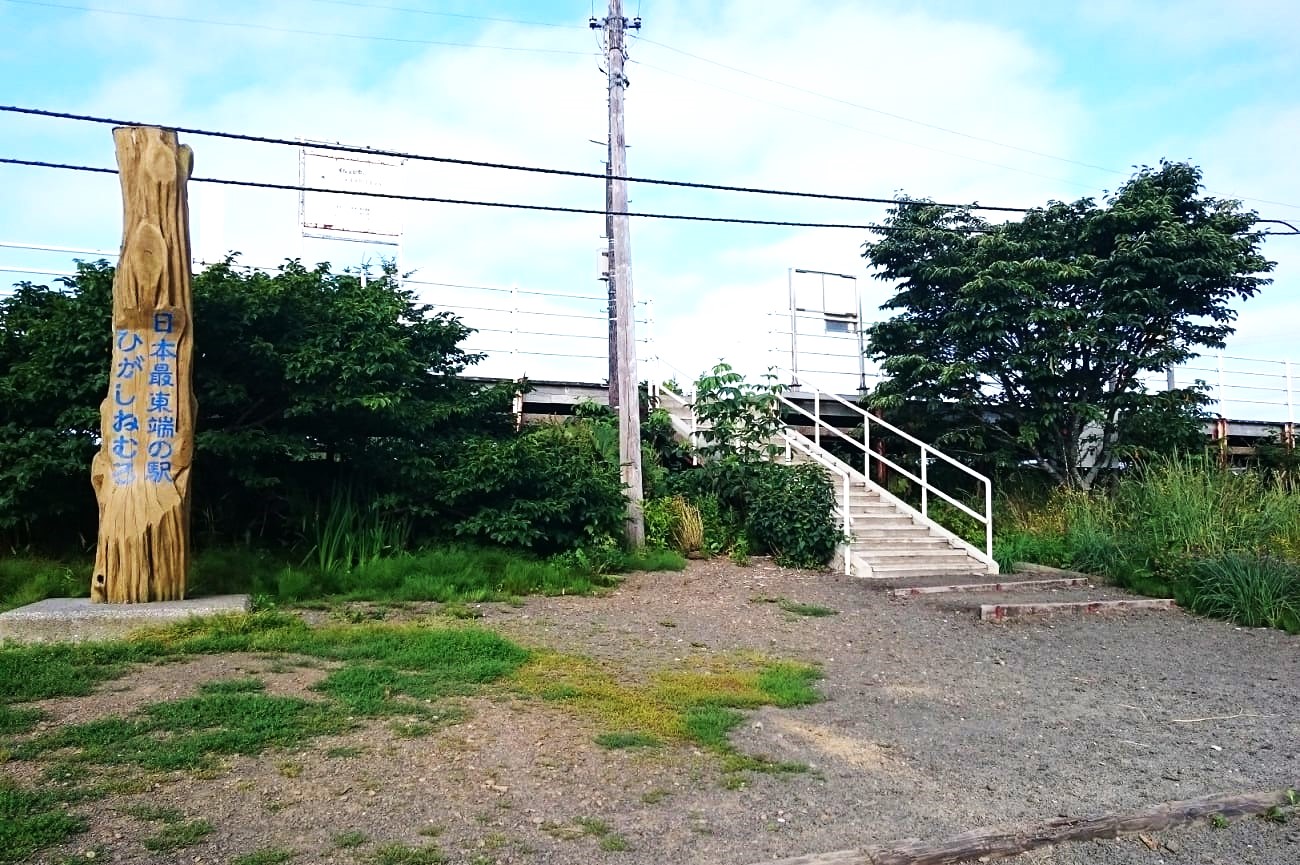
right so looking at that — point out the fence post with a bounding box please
[920,446,929,518]
[1216,353,1225,415]
[814,390,820,448]
[1286,358,1295,426]
[984,479,993,562]
[510,283,519,378]
[863,416,871,478]
[90,126,195,603]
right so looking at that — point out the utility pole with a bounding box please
[605,159,618,409]
[593,0,644,546]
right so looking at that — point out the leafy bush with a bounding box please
[692,362,785,461]
[643,496,679,550]
[444,421,627,554]
[0,260,515,551]
[747,463,841,569]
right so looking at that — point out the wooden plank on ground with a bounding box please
[887,578,1089,597]
[980,598,1174,621]
[748,787,1297,865]
[1012,562,1096,580]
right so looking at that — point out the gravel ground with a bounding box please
[26,559,1300,864]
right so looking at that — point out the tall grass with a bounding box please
[1000,456,1300,632]
[306,486,410,576]
[0,559,87,612]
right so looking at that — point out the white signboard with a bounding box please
[299,147,405,243]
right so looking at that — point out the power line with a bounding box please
[6,156,1293,236]
[304,0,577,29]
[0,105,1035,214]
[1,0,594,55]
[0,156,990,232]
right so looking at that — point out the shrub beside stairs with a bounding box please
[658,382,1176,621]
[657,387,995,581]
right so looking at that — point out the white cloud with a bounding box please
[3,0,1297,403]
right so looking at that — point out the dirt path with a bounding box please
[23,559,1300,864]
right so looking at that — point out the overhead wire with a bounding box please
[5,156,1294,236]
[0,0,594,55]
[0,157,993,233]
[303,0,578,29]
[0,105,1035,213]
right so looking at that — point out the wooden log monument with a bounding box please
[89,126,196,603]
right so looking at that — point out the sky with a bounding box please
[1,0,1298,417]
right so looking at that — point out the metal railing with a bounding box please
[0,240,657,384]
[775,370,994,564]
[1149,354,1298,423]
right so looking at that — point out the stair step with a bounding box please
[886,577,1090,597]
[860,562,990,578]
[855,547,971,560]
[980,598,1175,622]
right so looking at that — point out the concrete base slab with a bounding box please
[0,595,252,644]
[980,598,1175,622]
[887,577,1090,597]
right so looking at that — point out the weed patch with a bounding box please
[334,830,368,849]
[0,703,43,735]
[1000,458,1300,632]
[141,818,213,852]
[512,651,820,772]
[0,777,86,864]
[594,731,662,749]
[368,842,446,864]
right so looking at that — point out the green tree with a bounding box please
[0,259,514,549]
[863,161,1272,490]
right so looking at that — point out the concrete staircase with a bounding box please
[657,386,996,580]
[781,434,994,580]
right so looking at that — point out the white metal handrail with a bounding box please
[776,370,993,562]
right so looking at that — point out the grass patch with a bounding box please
[3,614,529,779]
[4,542,684,615]
[1185,554,1300,632]
[368,842,446,864]
[594,731,662,750]
[640,788,668,804]
[436,602,482,620]
[512,651,820,771]
[198,677,266,695]
[0,703,43,735]
[0,777,86,864]
[334,830,368,849]
[119,803,183,823]
[141,818,213,852]
[776,599,837,617]
[600,834,632,852]
[325,745,364,758]
[0,558,88,613]
[14,691,352,771]
[233,847,297,865]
